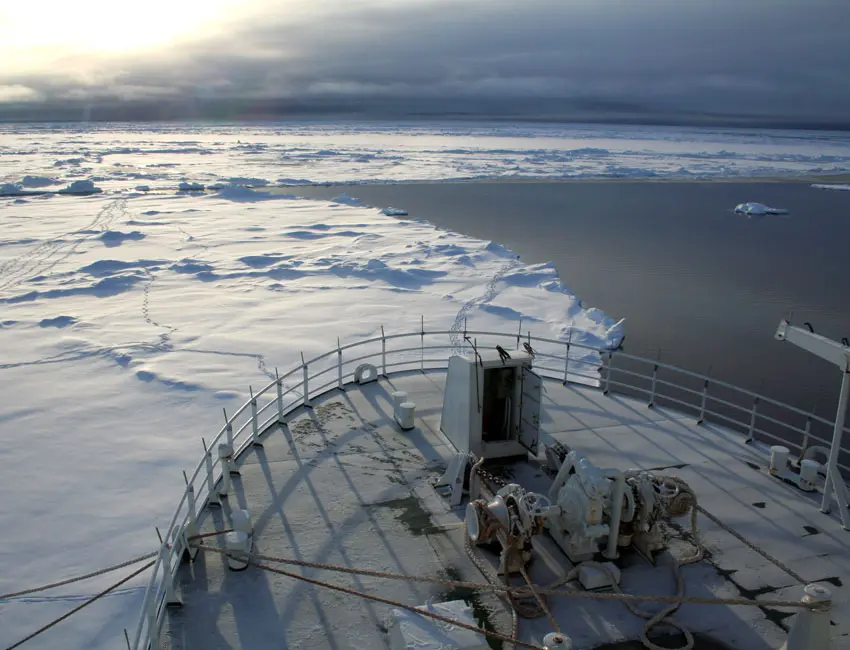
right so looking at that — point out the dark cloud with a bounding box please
[2,0,849,126]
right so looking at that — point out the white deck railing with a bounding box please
[132,322,850,650]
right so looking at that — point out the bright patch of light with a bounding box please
[0,0,240,55]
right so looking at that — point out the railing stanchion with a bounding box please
[160,540,181,607]
[603,351,614,395]
[747,397,760,443]
[276,368,285,424]
[301,352,311,407]
[380,326,387,377]
[337,337,344,390]
[516,319,522,349]
[648,364,659,408]
[203,439,219,507]
[250,386,260,445]
[420,315,425,372]
[222,408,233,449]
[562,329,572,384]
[697,380,709,424]
[799,415,812,460]
[147,592,160,650]
[185,483,200,559]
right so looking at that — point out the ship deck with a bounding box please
[163,370,850,650]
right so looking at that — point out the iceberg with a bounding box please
[734,202,788,216]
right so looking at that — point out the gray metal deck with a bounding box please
[164,370,850,650]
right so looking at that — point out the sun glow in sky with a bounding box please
[0,0,240,57]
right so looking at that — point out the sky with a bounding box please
[1,0,849,125]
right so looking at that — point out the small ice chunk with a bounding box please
[734,202,788,215]
[21,175,59,188]
[276,177,313,186]
[0,182,23,196]
[331,192,364,206]
[382,207,409,216]
[178,181,205,192]
[58,179,102,194]
[135,185,151,192]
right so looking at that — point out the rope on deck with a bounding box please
[196,544,812,610]
[3,561,155,650]
[696,505,806,585]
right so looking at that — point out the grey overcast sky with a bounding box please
[1,0,849,125]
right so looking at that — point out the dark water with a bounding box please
[295,181,850,420]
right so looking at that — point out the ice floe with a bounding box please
[58,179,103,194]
[812,183,850,191]
[734,202,788,215]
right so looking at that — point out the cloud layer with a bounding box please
[2,0,849,125]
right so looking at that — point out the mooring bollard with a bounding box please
[543,632,573,650]
[780,583,833,650]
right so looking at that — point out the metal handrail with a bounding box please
[132,322,850,649]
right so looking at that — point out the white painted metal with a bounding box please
[800,459,820,491]
[770,446,790,474]
[354,363,379,384]
[775,319,850,528]
[225,531,250,571]
[395,402,416,430]
[132,323,850,650]
[518,365,542,454]
[578,562,621,591]
[780,584,833,650]
[440,350,535,459]
[231,509,253,535]
[434,452,468,506]
[543,632,573,650]
[775,320,850,369]
[389,601,489,650]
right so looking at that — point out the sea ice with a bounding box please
[734,202,788,215]
[58,179,103,194]
[21,175,59,188]
[811,183,850,191]
[382,207,409,216]
[177,181,205,192]
[0,182,22,195]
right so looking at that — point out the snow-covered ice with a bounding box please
[812,183,850,191]
[0,189,622,649]
[58,179,102,194]
[382,206,409,216]
[3,122,850,193]
[734,201,788,215]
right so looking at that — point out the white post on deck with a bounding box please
[775,320,850,529]
[185,482,200,559]
[301,352,310,407]
[563,329,572,385]
[337,337,344,390]
[147,592,160,650]
[697,379,709,424]
[275,368,285,423]
[203,439,219,507]
[249,386,260,446]
[159,538,181,607]
[648,364,659,408]
[223,408,233,449]
[381,326,387,377]
[420,315,425,372]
